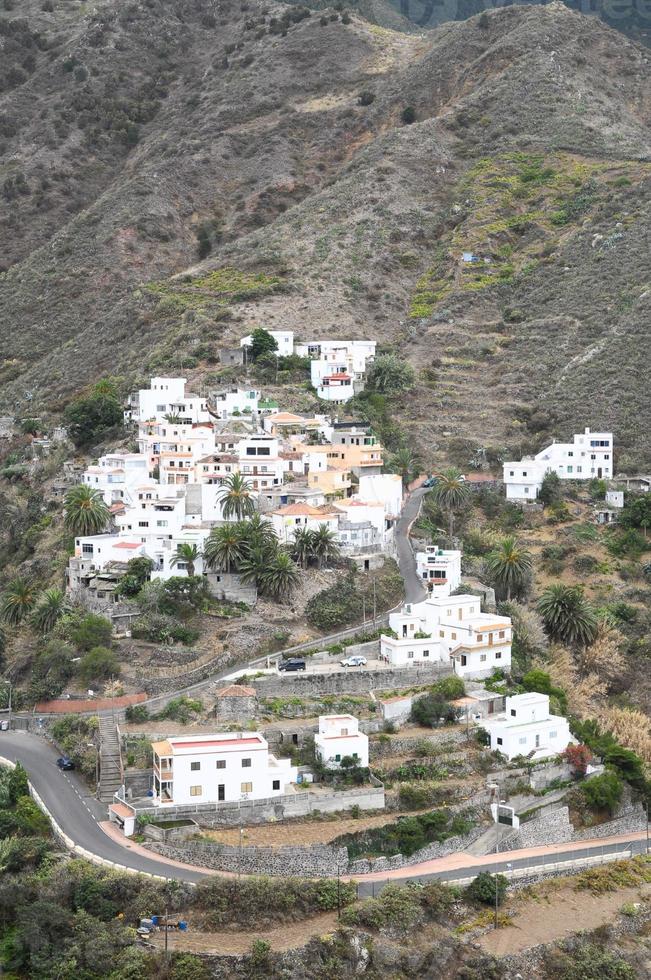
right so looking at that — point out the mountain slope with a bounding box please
[0,1,649,468]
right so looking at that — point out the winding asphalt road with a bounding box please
[394,485,428,604]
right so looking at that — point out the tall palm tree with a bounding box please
[484,536,533,601]
[430,468,470,541]
[30,588,70,634]
[237,546,272,587]
[389,446,418,489]
[218,473,255,521]
[311,524,340,569]
[538,584,599,648]
[203,524,245,574]
[258,550,300,600]
[292,527,314,569]
[64,485,110,536]
[0,577,37,626]
[170,543,201,577]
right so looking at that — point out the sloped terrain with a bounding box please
[0,1,650,467]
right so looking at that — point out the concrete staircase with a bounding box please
[98,716,123,803]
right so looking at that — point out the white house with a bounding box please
[316,370,354,403]
[358,474,403,520]
[127,377,211,425]
[210,387,260,419]
[151,732,297,806]
[503,428,614,501]
[82,452,149,507]
[380,605,447,667]
[294,339,376,375]
[415,547,462,595]
[240,329,294,357]
[270,503,338,545]
[314,715,369,769]
[480,692,572,761]
[237,433,286,492]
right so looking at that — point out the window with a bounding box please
[577,466,582,473]
[550,730,557,739]
[272,779,280,791]
[510,709,517,717]
[241,782,253,793]
[216,760,226,769]
[524,487,529,495]
[190,786,202,797]
[499,631,505,639]
[408,651,414,659]
[496,737,503,746]
[439,630,445,638]
[480,654,487,662]
[451,632,457,641]
[567,466,573,474]
[335,754,341,762]
[509,470,514,477]
[519,736,527,745]
[568,451,574,457]
[495,652,502,660]
[82,544,94,555]
[423,650,430,657]
[190,761,200,771]
[242,758,251,768]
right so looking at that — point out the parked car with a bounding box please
[278,658,306,672]
[0,720,9,732]
[340,656,367,668]
[422,476,437,488]
[56,756,75,771]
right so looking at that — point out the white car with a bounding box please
[340,656,367,668]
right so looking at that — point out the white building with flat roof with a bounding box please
[210,386,260,419]
[82,452,149,507]
[151,732,297,806]
[314,715,369,769]
[415,547,462,595]
[479,692,572,761]
[503,428,614,501]
[240,330,294,357]
[127,377,211,425]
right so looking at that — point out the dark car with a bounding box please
[422,476,437,488]
[278,658,306,672]
[56,756,75,771]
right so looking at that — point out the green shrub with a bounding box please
[341,883,423,932]
[64,387,124,448]
[581,770,623,815]
[70,614,113,652]
[156,697,203,725]
[467,871,507,907]
[432,676,465,700]
[124,705,150,723]
[338,809,473,859]
[411,694,460,728]
[131,615,199,646]
[78,647,121,685]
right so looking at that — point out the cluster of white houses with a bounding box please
[503,428,614,501]
[239,331,377,403]
[148,714,369,807]
[68,375,403,596]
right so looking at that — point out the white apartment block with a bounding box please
[380,606,447,667]
[480,692,572,761]
[138,421,214,474]
[294,339,376,375]
[314,715,369,769]
[210,387,260,419]
[82,452,149,507]
[127,377,211,425]
[237,433,286,491]
[415,547,462,595]
[503,428,614,501]
[240,329,294,357]
[151,733,297,806]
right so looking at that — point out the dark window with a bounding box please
[510,709,516,717]
[242,758,251,768]
[272,779,280,791]
[497,737,503,746]
[216,760,226,769]
[191,761,200,771]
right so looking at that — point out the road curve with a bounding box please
[395,486,428,604]
[2,732,648,893]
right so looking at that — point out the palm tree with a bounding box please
[484,536,533,601]
[218,473,256,521]
[0,622,5,656]
[170,543,201,578]
[538,584,599,648]
[30,588,70,634]
[389,446,418,489]
[311,524,340,569]
[237,546,272,587]
[292,527,315,569]
[0,577,37,625]
[258,550,300,600]
[239,514,277,553]
[430,468,470,541]
[203,524,245,574]
[64,485,110,536]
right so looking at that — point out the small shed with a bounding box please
[219,347,245,367]
[214,684,257,720]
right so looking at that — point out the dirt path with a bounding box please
[478,882,651,956]
[147,910,340,955]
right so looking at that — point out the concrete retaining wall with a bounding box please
[252,663,452,698]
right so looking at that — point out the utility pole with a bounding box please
[372,578,377,632]
[164,905,170,963]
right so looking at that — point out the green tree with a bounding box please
[411,694,459,727]
[430,467,471,540]
[366,354,415,394]
[78,646,121,685]
[538,470,563,506]
[238,514,277,553]
[581,770,623,815]
[484,536,533,601]
[311,523,340,569]
[8,761,30,803]
[538,584,598,648]
[170,543,202,578]
[1,577,37,625]
[217,473,256,521]
[249,327,278,361]
[70,613,113,651]
[64,389,123,448]
[467,871,507,907]
[203,523,246,573]
[619,494,651,539]
[292,527,314,569]
[258,550,300,600]
[31,588,70,634]
[64,485,110,536]
[389,446,418,488]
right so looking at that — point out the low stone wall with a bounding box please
[146,840,348,877]
[143,820,200,843]
[369,728,469,760]
[132,785,385,827]
[252,663,452,698]
[486,761,576,793]
[502,805,574,851]
[572,803,647,840]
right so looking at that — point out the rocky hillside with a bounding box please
[0,0,649,468]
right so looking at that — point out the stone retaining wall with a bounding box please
[572,803,647,840]
[502,801,648,852]
[251,663,452,698]
[145,840,348,877]
[348,825,485,874]
[369,728,469,760]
